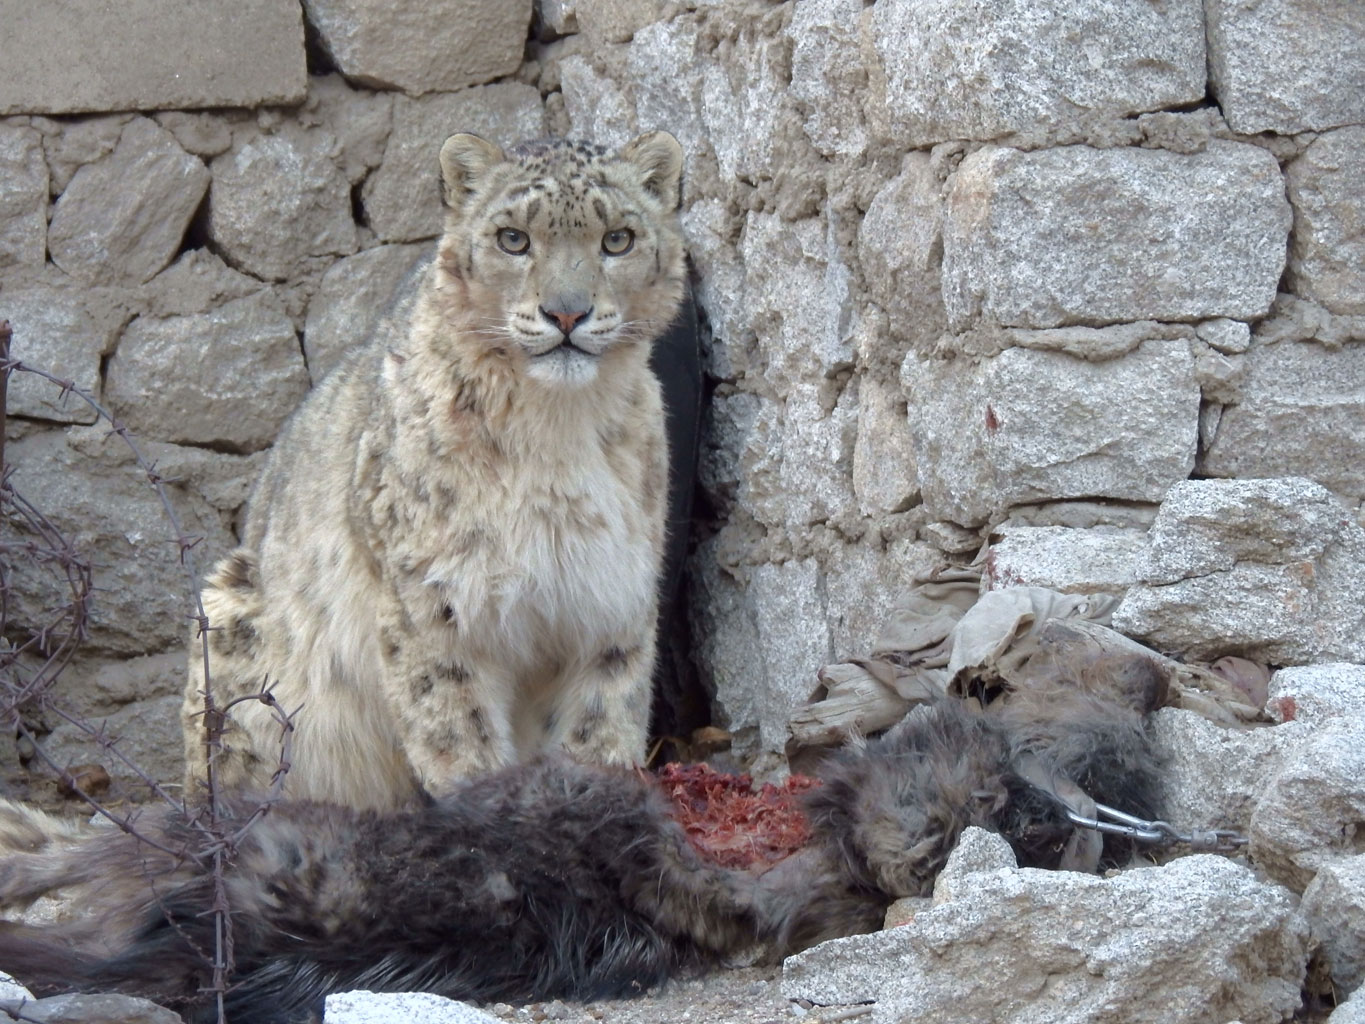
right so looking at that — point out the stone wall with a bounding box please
[2,0,1363,788]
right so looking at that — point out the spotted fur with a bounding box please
[183,133,686,810]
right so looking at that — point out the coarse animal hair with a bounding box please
[0,683,1162,1023]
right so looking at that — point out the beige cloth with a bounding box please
[789,569,1264,751]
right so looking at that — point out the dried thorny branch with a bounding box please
[0,319,295,1022]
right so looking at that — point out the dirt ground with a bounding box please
[483,965,868,1024]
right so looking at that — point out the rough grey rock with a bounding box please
[1113,478,1365,663]
[0,992,183,1023]
[362,84,544,243]
[942,142,1291,330]
[303,243,429,381]
[983,526,1146,596]
[325,990,501,1023]
[787,0,870,157]
[298,75,395,186]
[696,389,762,516]
[852,375,918,517]
[1300,855,1365,994]
[65,420,265,515]
[782,853,1307,1024]
[1206,0,1365,134]
[690,546,831,769]
[41,650,185,720]
[153,110,237,159]
[106,293,309,453]
[903,340,1198,528]
[536,0,579,39]
[930,826,1018,904]
[740,212,854,389]
[40,693,184,797]
[1331,989,1365,1024]
[821,539,943,664]
[0,122,46,268]
[1286,128,1365,317]
[871,0,1204,147]
[1197,318,1252,355]
[2,430,235,656]
[1149,708,1309,835]
[575,0,667,45]
[1200,338,1365,499]
[48,118,209,287]
[141,249,262,318]
[698,26,788,189]
[857,151,943,343]
[1265,664,1365,725]
[558,56,637,152]
[735,382,857,532]
[1250,715,1365,892]
[624,19,710,188]
[301,0,530,95]
[0,972,32,1003]
[3,284,115,425]
[208,123,357,281]
[33,113,137,192]
[0,0,305,115]
[679,199,750,381]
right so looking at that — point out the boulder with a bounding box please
[689,545,831,769]
[1331,990,1365,1024]
[942,142,1290,330]
[1286,127,1365,317]
[787,0,871,157]
[857,151,944,344]
[3,283,116,425]
[0,993,183,1024]
[0,122,47,268]
[39,694,185,798]
[2,431,235,656]
[1300,855,1365,994]
[325,991,501,1023]
[983,526,1147,596]
[739,213,854,390]
[1149,708,1309,835]
[301,0,531,95]
[1199,337,1365,500]
[783,838,1307,1024]
[362,84,544,243]
[208,123,357,281]
[303,243,430,381]
[1250,715,1365,892]
[871,0,1204,146]
[1206,0,1365,134]
[1265,664,1365,725]
[851,375,919,517]
[558,56,637,151]
[903,340,1198,528]
[48,118,209,287]
[1113,478,1365,663]
[105,293,309,453]
[0,0,305,115]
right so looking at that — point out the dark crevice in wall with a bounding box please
[176,191,213,259]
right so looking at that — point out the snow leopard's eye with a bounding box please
[497,228,530,255]
[602,228,634,256]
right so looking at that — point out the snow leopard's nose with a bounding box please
[540,305,591,337]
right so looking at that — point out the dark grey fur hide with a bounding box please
[0,691,1160,1024]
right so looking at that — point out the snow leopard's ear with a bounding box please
[621,131,683,211]
[439,134,505,210]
